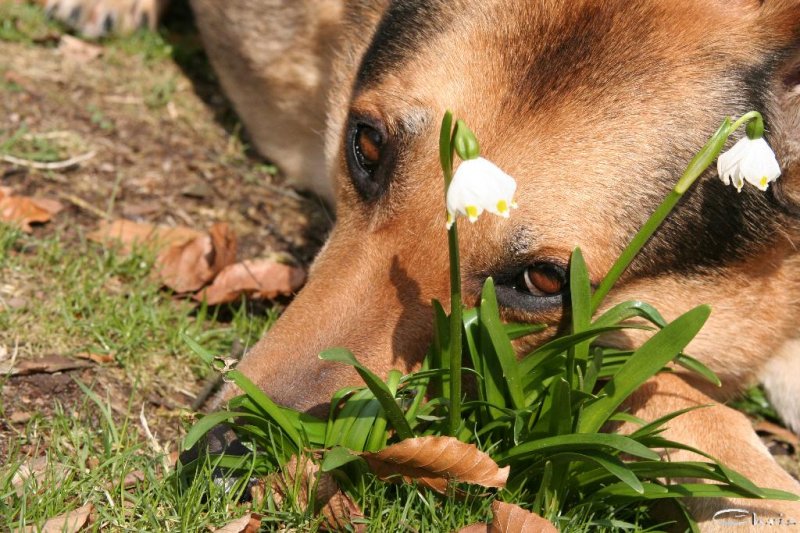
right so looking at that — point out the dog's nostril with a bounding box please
[45,2,59,17]
[139,12,150,29]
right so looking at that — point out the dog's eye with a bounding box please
[493,262,568,313]
[354,124,383,173]
[522,263,567,297]
[346,117,393,201]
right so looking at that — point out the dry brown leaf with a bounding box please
[195,258,306,305]
[155,233,215,293]
[155,222,237,293]
[270,455,364,532]
[0,354,92,376]
[88,220,238,293]
[362,436,509,494]
[211,513,262,533]
[75,352,116,364]
[20,503,94,533]
[0,189,63,232]
[490,501,557,533]
[87,219,203,254]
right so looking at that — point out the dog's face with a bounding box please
[228,0,800,414]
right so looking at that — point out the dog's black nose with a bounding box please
[178,423,257,499]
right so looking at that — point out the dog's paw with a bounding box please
[42,0,166,37]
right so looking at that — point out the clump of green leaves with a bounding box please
[183,111,798,530]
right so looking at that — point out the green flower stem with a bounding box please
[590,113,759,314]
[440,110,462,436]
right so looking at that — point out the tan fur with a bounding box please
[45,0,800,529]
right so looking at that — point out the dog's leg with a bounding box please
[622,373,800,531]
[38,0,168,37]
[761,337,800,435]
[189,0,345,203]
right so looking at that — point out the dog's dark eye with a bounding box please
[346,116,395,201]
[354,124,383,174]
[522,263,567,297]
[494,262,569,313]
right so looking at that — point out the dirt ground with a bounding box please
[0,5,331,454]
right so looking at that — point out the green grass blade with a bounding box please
[479,278,525,410]
[568,248,592,385]
[321,447,363,472]
[519,325,652,376]
[593,301,667,329]
[578,305,710,434]
[552,451,644,494]
[320,348,414,440]
[225,369,303,449]
[675,353,721,387]
[497,433,660,464]
[182,411,250,451]
[366,369,402,452]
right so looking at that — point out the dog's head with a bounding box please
[224,0,800,413]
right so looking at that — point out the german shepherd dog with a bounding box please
[47,0,800,529]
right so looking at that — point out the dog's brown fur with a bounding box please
[49,0,800,529]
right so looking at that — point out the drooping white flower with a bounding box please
[717,136,781,192]
[445,157,517,229]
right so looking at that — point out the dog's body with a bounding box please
[48,0,800,529]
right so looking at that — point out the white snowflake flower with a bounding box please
[717,136,781,192]
[446,157,517,229]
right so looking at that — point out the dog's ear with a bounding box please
[755,1,800,208]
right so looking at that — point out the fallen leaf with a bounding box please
[195,258,306,305]
[0,354,92,376]
[270,455,364,532]
[155,233,215,293]
[75,352,116,364]
[58,35,103,63]
[489,500,557,533]
[0,189,63,232]
[87,219,202,255]
[9,411,32,424]
[22,503,94,533]
[212,513,261,533]
[88,220,237,293]
[362,436,509,494]
[208,223,238,275]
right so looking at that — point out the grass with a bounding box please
[0,223,275,384]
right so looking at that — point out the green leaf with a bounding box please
[320,348,414,440]
[593,301,667,329]
[675,353,721,387]
[225,369,303,449]
[578,305,710,434]
[365,369,402,451]
[480,278,525,410]
[182,411,249,451]
[519,325,652,377]
[547,378,572,436]
[497,433,660,465]
[180,331,216,365]
[552,451,644,494]
[327,388,373,448]
[568,248,592,383]
[590,482,797,501]
[321,446,363,472]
